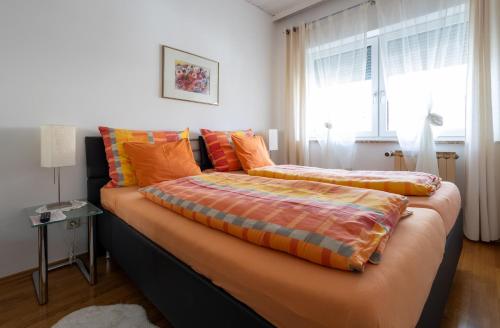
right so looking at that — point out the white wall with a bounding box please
[271,0,469,193]
[0,0,274,278]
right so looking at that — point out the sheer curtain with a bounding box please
[284,25,308,165]
[464,0,499,241]
[305,4,370,169]
[376,0,469,175]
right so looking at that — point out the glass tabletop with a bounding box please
[25,200,103,228]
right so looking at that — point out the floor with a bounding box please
[0,258,171,328]
[0,239,498,328]
[441,239,500,328]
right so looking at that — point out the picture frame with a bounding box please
[161,45,219,105]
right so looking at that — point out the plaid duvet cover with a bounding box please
[249,165,441,196]
[140,173,408,272]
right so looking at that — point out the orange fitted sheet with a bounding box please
[407,181,461,234]
[101,187,447,328]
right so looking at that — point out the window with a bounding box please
[307,38,378,139]
[382,16,469,138]
[306,7,469,140]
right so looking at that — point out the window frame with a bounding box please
[365,37,380,138]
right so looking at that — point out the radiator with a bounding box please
[384,150,459,182]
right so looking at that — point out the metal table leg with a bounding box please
[32,215,97,305]
[88,215,97,285]
[75,215,97,285]
[32,225,48,305]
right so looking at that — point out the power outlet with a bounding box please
[66,218,81,230]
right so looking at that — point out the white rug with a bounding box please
[52,304,159,328]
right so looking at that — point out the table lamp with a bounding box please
[268,129,278,153]
[40,125,76,210]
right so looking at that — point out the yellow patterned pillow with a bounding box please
[99,126,189,187]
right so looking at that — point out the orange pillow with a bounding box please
[231,135,275,172]
[124,139,201,187]
[200,129,254,172]
[99,126,189,187]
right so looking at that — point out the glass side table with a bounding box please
[24,201,103,305]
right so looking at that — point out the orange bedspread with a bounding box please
[140,173,408,272]
[249,165,441,196]
[101,187,446,328]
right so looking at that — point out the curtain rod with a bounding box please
[285,0,375,34]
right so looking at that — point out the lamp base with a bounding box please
[46,201,72,210]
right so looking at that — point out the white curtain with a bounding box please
[464,0,500,242]
[305,4,370,169]
[376,0,469,175]
[284,25,309,165]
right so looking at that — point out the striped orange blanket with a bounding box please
[140,173,408,272]
[249,165,441,196]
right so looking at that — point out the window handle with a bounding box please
[379,90,387,106]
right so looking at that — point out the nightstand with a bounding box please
[24,201,103,305]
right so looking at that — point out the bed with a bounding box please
[85,136,463,327]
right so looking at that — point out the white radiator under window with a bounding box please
[384,150,459,182]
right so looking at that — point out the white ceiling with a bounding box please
[246,0,305,15]
[246,0,326,21]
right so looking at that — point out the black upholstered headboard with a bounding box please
[85,136,213,206]
[198,136,213,171]
[85,137,110,206]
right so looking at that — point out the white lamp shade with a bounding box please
[41,125,76,168]
[268,129,279,151]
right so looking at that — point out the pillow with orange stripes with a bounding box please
[99,126,189,187]
[200,129,253,172]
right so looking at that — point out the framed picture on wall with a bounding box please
[162,45,219,105]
